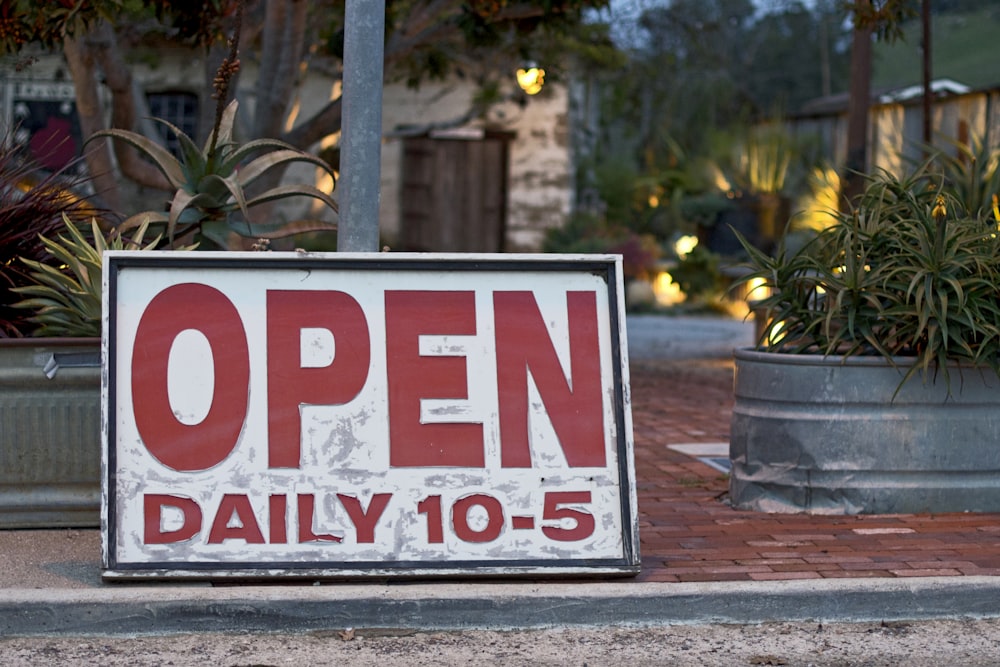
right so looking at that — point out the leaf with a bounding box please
[119,211,171,233]
[204,99,239,153]
[88,128,187,189]
[234,218,339,239]
[244,183,338,213]
[156,117,209,182]
[198,173,250,221]
[167,189,221,241]
[236,148,336,188]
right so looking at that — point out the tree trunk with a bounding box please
[62,33,122,215]
[254,0,309,140]
[90,22,171,192]
[65,22,173,200]
[842,4,872,209]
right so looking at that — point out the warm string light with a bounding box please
[516,65,545,95]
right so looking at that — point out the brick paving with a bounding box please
[630,357,1000,583]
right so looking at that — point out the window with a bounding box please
[146,92,199,157]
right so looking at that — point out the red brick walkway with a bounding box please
[631,358,1000,583]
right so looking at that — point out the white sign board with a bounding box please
[102,253,638,579]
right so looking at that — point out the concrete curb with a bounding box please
[3,577,1000,637]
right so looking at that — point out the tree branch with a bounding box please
[62,31,122,214]
[253,0,309,139]
[386,0,462,55]
[89,22,172,191]
[282,95,342,150]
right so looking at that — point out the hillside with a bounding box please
[872,5,1000,91]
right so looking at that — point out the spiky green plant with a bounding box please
[927,133,1000,219]
[12,217,192,337]
[734,157,1000,391]
[90,100,337,249]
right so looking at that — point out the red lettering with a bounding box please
[132,283,249,471]
[452,494,504,542]
[143,494,202,544]
[266,290,371,468]
[337,493,392,543]
[385,291,484,467]
[207,494,265,544]
[269,494,288,544]
[494,291,606,468]
[297,494,343,543]
[418,495,444,543]
[541,491,595,541]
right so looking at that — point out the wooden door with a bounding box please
[400,133,510,252]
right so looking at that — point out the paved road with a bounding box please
[625,314,754,360]
[4,618,1000,665]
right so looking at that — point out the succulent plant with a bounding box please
[12,216,192,337]
[91,99,338,249]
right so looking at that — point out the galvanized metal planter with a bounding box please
[730,348,1000,514]
[0,338,101,528]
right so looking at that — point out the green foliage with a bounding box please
[542,212,613,254]
[590,156,641,225]
[619,0,850,159]
[572,0,847,272]
[678,192,735,231]
[735,157,1000,390]
[380,0,614,91]
[543,212,661,280]
[670,244,724,300]
[12,217,192,337]
[852,0,920,43]
[0,1,233,54]
[91,100,338,249]
[924,134,1000,218]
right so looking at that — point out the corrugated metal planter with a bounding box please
[730,348,1000,514]
[0,338,101,528]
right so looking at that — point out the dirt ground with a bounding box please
[3,618,1000,666]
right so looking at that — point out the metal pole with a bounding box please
[338,0,385,252]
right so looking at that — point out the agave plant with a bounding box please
[735,157,1000,390]
[12,217,193,337]
[90,99,337,249]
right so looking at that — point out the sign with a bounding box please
[6,80,82,173]
[102,253,638,579]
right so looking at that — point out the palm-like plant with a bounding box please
[91,99,337,249]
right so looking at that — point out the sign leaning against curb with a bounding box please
[102,252,639,579]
